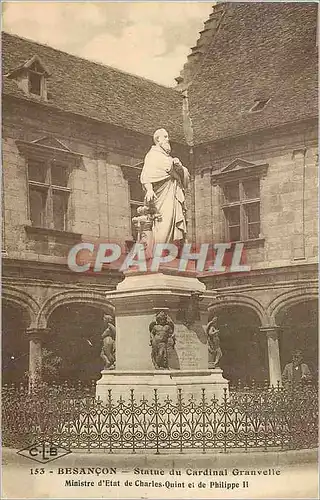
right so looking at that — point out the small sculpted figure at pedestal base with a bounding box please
[100,315,116,370]
[206,317,222,369]
[149,311,175,370]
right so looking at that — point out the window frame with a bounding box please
[27,158,71,232]
[6,55,50,101]
[17,137,83,241]
[28,69,44,97]
[211,159,268,246]
[221,177,261,243]
[26,60,48,99]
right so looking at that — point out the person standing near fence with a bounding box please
[282,350,312,388]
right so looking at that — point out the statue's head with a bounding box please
[153,128,171,154]
[156,310,168,325]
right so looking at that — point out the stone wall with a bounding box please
[2,97,190,263]
[193,120,318,270]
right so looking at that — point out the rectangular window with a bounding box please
[28,160,70,230]
[222,178,261,242]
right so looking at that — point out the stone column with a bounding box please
[26,328,48,390]
[260,326,282,387]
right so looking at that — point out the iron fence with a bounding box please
[2,381,318,453]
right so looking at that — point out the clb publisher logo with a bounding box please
[17,441,71,463]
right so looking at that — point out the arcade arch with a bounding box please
[208,304,268,384]
[276,299,318,378]
[37,290,114,329]
[44,303,107,383]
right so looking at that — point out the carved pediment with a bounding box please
[16,136,82,165]
[221,158,256,172]
[32,136,71,152]
[212,158,268,183]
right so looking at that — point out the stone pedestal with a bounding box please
[96,369,227,401]
[96,270,228,401]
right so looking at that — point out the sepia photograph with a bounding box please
[1,1,319,499]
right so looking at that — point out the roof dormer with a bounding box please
[6,54,50,100]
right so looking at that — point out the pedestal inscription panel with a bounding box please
[174,323,207,370]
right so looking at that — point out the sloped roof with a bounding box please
[188,2,318,145]
[2,32,185,143]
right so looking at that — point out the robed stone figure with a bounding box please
[140,129,190,244]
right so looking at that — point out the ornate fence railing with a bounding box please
[2,382,318,453]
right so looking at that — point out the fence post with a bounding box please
[154,389,160,455]
[263,386,269,451]
[107,389,113,453]
[178,389,183,454]
[86,395,91,453]
[201,388,206,454]
[130,389,136,454]
[223,388,228,453]
[278,384,286,451]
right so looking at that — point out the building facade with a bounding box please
[2,3,318,387]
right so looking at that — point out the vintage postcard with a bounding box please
[1,1,318,499]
